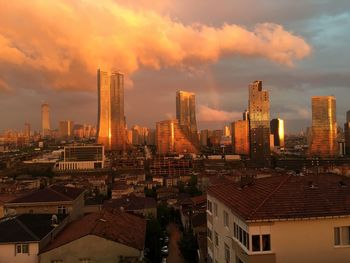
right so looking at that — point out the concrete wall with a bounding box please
[39,235,142,263]
[0,243,39,263]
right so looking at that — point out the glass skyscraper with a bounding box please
[41,103,51,137]
[309,96,338,157]
[176,91,197,134]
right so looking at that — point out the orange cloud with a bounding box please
[0,0,311,91]
[198,105,241,122]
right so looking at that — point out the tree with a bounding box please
[178,229,198,263]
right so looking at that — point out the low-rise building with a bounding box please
[0,214,68,263]
[39,210,146,263]
[5,185,85,220]
[111,183,134,199]
[207,174,350,263]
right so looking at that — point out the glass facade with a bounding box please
[64,145,103,162]
[176,91,197,134]
[232,120,250,155]
[270,118,285,148]
[309,96,338,158]
[248,80,270,165]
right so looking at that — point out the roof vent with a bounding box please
[338,181,347,188]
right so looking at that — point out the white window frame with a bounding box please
[334,226,350,247]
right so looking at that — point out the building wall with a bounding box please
[232,120,250,155]
[208,193,350,263]
[39,235,142,263]
[0,243,39,263]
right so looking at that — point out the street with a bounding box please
[166,223,185,263]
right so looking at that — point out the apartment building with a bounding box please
[207,174,350,263]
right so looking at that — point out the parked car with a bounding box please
[161,245,169,255]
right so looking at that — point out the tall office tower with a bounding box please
[347,110,350,123]
[270,118,285,148]
[59,121,74,139]
[223,125,231,137]
[41,103,51,137]
[156,119,198,155]
[24,122,31,138]
[200,129,209,146]
[309,96,338,157]
[243,109,249,121]
[231,120,250,155]
[176,91,197,134]
[345,122,350,155]
[248,80,270,165]
[97,69,126,151]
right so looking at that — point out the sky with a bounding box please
[0,0,349,134]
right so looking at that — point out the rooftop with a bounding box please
[7,185,85,204]
[0,214,67,243]
[41,210,146,252]
[208,174,350,221]
[104,196,156,211]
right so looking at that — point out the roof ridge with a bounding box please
[248,175,292,219]
[15,217,40,241]
[48,186,73,201]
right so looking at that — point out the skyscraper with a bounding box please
[347,110,350,123]
[345,122,350,155]
[176,91,197,134]
[41,103,51,137]
[24,122,31,138]
[156,119,198,155]
[309,96,338,157]
[231,120,249,155]
[97,69,126,151]
[248,80,270,165]
[59,121,74,139]
[270,118,285,148]
[242,109,249,121]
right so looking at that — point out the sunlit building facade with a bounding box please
[41,103,51,137]
[97,69,126,151]
[309,96,338,158]
[24,122,31,139]
[59,120,74,139]
[156,119,198,155]
[270,118,285,148]
[232,120,250,155]
[176,91,197,134]
[248,80,270,165]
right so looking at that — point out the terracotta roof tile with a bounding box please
[208,174,350,221]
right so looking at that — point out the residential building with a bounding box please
[248,80,270,166]
[5,185,85,220]
[39,211,146,263]
[309,96,338,157]
[0,214,68,263]
[59,120,74,139]
[207,174,350,263]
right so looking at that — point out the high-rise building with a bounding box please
[24,122,31,138]
[347,110,350,123]
[223,125,231,137]
[156,119,198,155]
[200,129,209,146]
[345,122,350,155]
[309,96,338,158]
[248,80,270,165]
[59,121,74,139]
[41,103,51,137]
[97,69,126,151]
[270,118,285,148]
[232,120,250,155]
[243,109,249,121]
[176,91,197,134]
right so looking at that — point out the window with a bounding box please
[207,228,213,241]
[252,234,271,252]
[207,200,213,213]
[334,226,350,246]
[214,231,219,246]
[224,211,229,227]
[57,206,67,214]
[79,259,92,263]
[213,203,218,217]
[233,222,249,250]
[16,244,29,255]
[224,243,230,262]
[262,235,271,251]
[252,235,260,252]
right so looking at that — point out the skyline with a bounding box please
[0,0,350,132]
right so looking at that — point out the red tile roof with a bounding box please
[7,185,85,204]
[41,210,146,252]
[208,174,350,221]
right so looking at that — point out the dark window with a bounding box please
[262,235,271,251]
[252,235,260,252]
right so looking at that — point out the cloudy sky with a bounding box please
[0,0,349,133]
